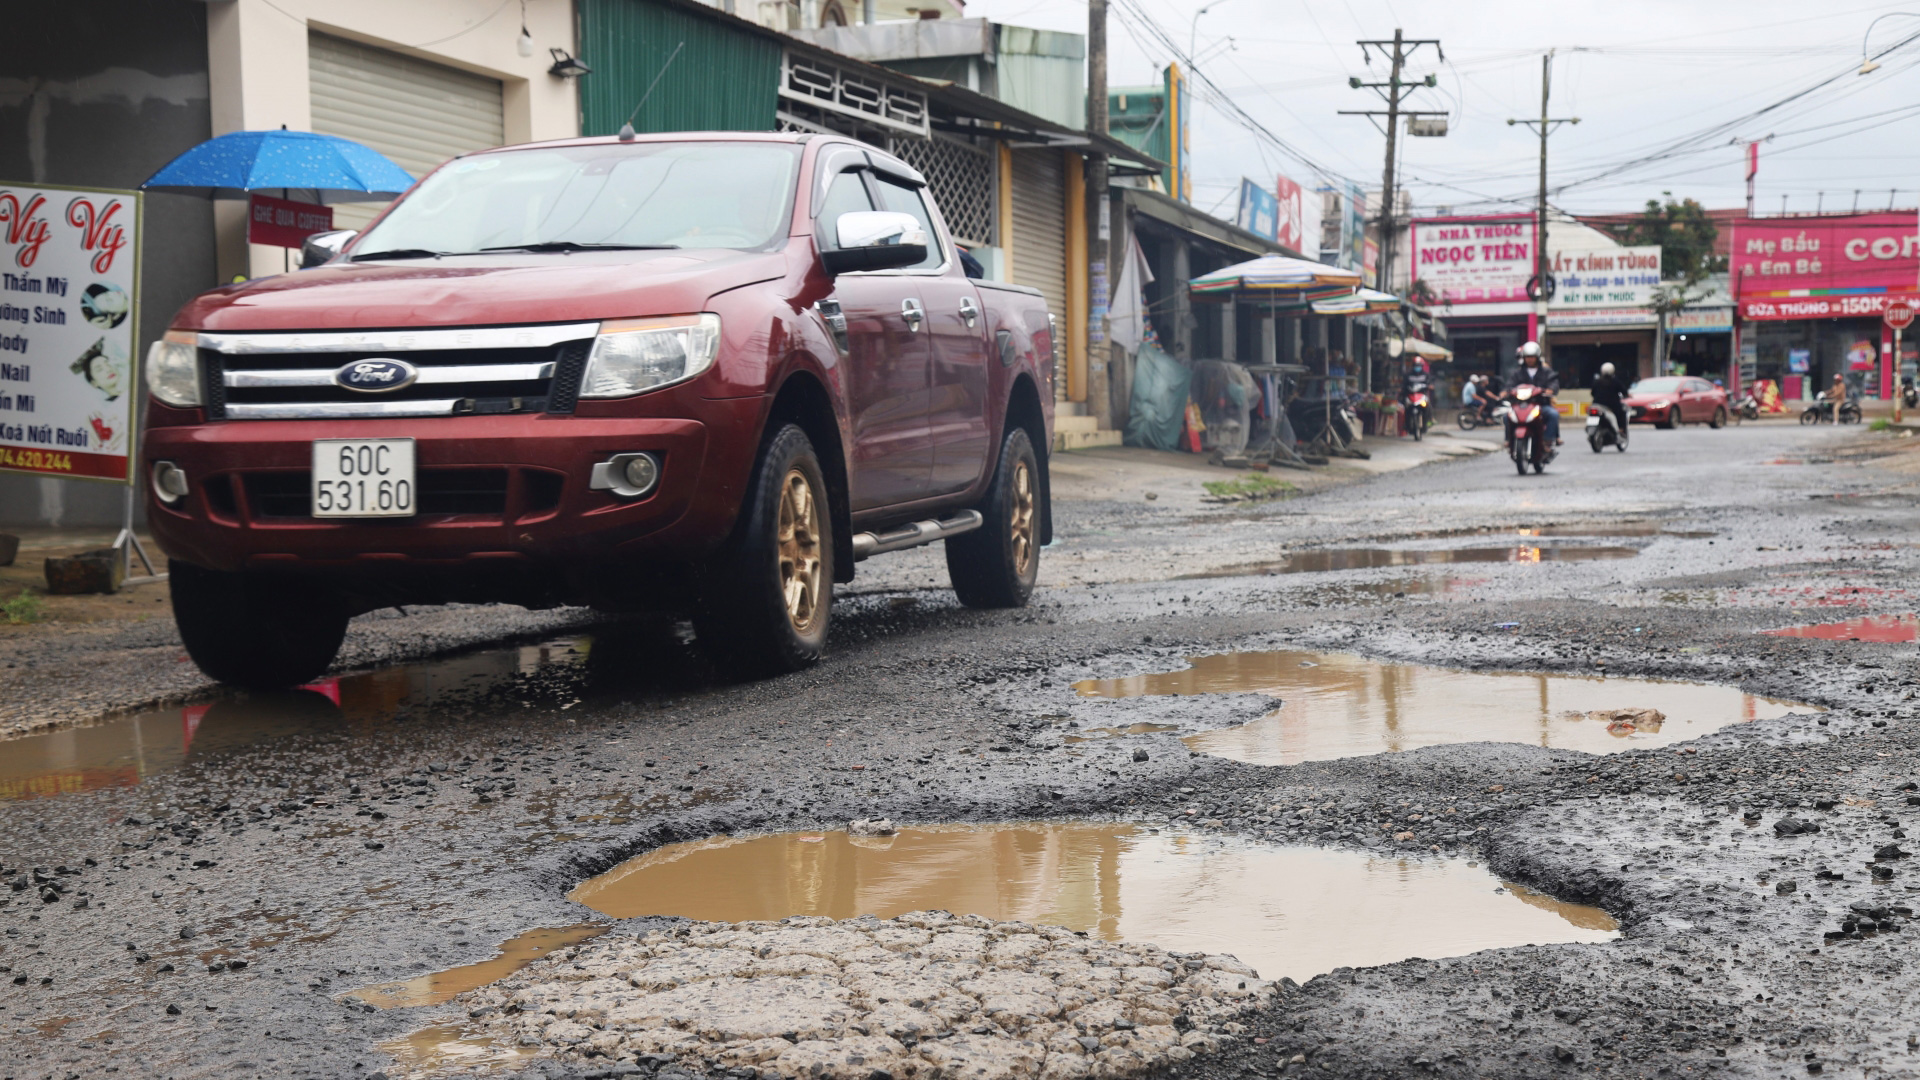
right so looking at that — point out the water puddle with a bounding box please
[1073,650,1815,765]
[0,637,589,802]
[1763,615,1919,642]
[1183,545,1637,578]
[569,823,1616,984]
[380,1022,535,1073]
[1517,524,1712,539]
[347,925,605,1009]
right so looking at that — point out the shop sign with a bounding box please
[1788,348,1810,374]
[247,193,334,250]
[1274,173,1308,254]
[1668,307,1734,333]
[1547,245,1661,308]
[0,182,140,483]
[1546,307,1657,328]
[1340,183,1366,272]
[1732,212,1920,319]
[1408,216,1534,304]
[1847,339,1878,371]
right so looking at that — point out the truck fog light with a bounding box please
[152,461,190,503]
[589,452,662,497]
[623,454,659,493]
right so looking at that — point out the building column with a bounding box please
[1170,240,1192,362]
[1221,297,1236,361]
[206,0,314,283]
[996,143,1014,284]
[1063,150,1088,404]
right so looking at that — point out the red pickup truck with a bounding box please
[141,132,1054,687]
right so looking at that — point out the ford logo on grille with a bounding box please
[335,358,418,392]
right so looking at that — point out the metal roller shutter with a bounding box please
[309,33,505,231]
[1009,148,1068,399]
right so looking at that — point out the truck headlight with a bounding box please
[579,314,721,399]
[145,331,202,408]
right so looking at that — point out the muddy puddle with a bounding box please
[568,823,1616,984]
[381,1022,535,1073]
[0,637,588,802]
[1183,545,1637,579]
[1764,615,1919,642]
[348,925,605,1009]
[1073,650,1816,765]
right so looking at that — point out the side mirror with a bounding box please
[820,211,928,275]
[300,229,358,269]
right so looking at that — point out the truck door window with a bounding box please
[872,177,945,271]
[818,170,875,244]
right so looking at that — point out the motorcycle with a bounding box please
[1737,389,1760,422]
[1800,398,1862,425]
[1505,385,1556,475]
[1905,383,1917,410]
[1405,388,1432,441]
[1586,404,1628,453]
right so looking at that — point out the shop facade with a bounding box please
[1731,212,1920,401]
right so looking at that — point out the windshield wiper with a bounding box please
[478,241,679,253]
[349,248,450,261]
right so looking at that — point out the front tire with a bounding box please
[1800,410,1819,426]
[170,562,348,689]
[694,424,832,676]
[947,426,1041,608]
[1513,437,1531,476]
[1710,406,1727,429]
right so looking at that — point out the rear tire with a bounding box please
[947,426,1041,608]
[694,424,832,676]
[1589,432,1603,453]
[170,561,348,689]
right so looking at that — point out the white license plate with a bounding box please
[311,439,416,518]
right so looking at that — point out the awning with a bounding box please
[1403,338,1453,361]
[1311,287,1401,316]
[1189,253,1362,298]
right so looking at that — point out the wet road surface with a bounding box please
[7,422,1920,1078]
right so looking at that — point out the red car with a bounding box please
[1625,376,1729,429]
[141,132,1055,687]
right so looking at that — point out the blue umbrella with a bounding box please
[141,129,414,203]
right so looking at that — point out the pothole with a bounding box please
[568,823,1616,984]
[1073,650,1816,765]
[1181,545,1637,579]
[1763,615,1918,642]
[0,637,588,802]
[347,925,606,1009]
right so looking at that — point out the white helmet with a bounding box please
[1518,341,1543,360]
[1600,362,1615,376]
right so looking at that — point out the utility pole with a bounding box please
[1086,0,1112,431]
[1507,53,1577,361]
[1340,29,1444,299]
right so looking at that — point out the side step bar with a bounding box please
[851,511,984,561]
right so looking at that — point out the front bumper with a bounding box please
[143,404,757,597]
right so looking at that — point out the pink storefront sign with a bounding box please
[1732,212,1920,321]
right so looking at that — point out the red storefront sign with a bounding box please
[1732,212,1920,321]
[247,193,334,249]
[1408,216,1535,304]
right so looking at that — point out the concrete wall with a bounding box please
[206,0,582,282]
[0,2,215,528]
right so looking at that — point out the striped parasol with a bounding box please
[1189,254,1364,300]
[1310,287,1402,316]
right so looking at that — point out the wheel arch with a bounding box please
[1003,372,1053,545]
[765,369,856,583]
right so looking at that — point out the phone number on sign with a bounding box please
[0,447,75,473]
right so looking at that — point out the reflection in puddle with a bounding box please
[380,1021,535,1073]
[1185,545,1637,578]
[348,925,606,1009]
[1516,524,1713,539]
[1072,650,1816,765]
[569,824,1617,984]
[0,637,588,802]
[1763,615,1919,642]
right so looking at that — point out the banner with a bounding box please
[248,192,334,250]
[1341,183,1366,272]
[1548,245,1661,309]
[1408,216,1534,304]
[1732,212,1920,320]
[1234,179,1278,242]
[1274,173,1307,254]
[0,183,141,483]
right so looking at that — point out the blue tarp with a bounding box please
[1123,343,1190,451]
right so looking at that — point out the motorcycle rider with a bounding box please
[1820,373,1848,421]
[1509,341,1562,446]
[1403,359,1433,433]
[1591,361,1628,436]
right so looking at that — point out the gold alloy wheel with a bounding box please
[1009,459,1036,578]
[777,468,824,634]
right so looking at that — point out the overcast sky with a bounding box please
[963,0,1920,221]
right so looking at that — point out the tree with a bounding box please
[1610,192,1725,285]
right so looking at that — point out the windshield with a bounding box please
[355,141,802,256]
[1629,377,1684,394]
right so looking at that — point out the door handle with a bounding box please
[958,296,979,328]
[901,298,924,332]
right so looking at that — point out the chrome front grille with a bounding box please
[198,323,599,420]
